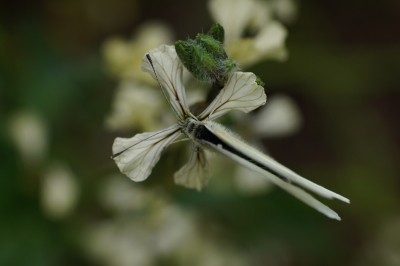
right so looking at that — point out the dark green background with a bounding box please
[1,0,400,265]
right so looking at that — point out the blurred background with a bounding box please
[1,0,400,265]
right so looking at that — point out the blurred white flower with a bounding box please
[86,175,196,266]
[208,0,288,66]
[174,227,248,266]
[92,177,248,266]
[105,80,174,132]
[99,174,153,213]
[41,162,79,219]
[104,21,176,132]
[243,93,302,138]
[103,21,174,85]
[86,219,154,266]
[8,110,48,166]
[270,0,298,24]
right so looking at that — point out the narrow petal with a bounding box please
[113,125,181,182]
[141,45,189,119]
[205,121,349,203]
[262,171,342,220]
[198,72,266,120]
[209,140,343,220]
[201,120,349,219]
[174,145,210,191]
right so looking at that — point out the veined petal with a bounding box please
[141,45,189,119]
[113,125,181,182]
[174,145,210,191]
[198,72,266,120]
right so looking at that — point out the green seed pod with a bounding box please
[175,40,195,74]
[196,34,227,60]
[207,22,225,44]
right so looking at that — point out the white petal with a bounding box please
[208,0,255,43]
[253,21,288,61]
[112,125,181,182]
[251,93,302,137]
[262,171,342,220]
[41,163,79,219]
[102,22,173,85]
[202,120,349,219]
[9,111,48,165]
[104,81,165,132]
[141,45,189,119]
[205,121,349,203]
[198,72,266,120]
[209,140,343,220]
[174,145,210,191]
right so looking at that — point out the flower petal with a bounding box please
[198,72,266,120]
[174,145,210,191]
[253,21,288,61]
[105,80,165,132]
[141,45,189,120]
[208,0,255,43]
[113,125,181,182]
[251,93,302,137]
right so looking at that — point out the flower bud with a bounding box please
[255,75,265,87]
[196,34,227,60]
[175,40,196,74]
[191,45,218,82]
[222,58,237,75]
[175,23,236,84]
[207,22,225,44]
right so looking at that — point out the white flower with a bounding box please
[208,0,288,66]
[270,0,298,24]
[112,44,266,191]
[105,80,173,132]
[86,177,195,266]
[41,162,79,219]
[103,21,173,85]
[249,93,302,137]
[111,44,349,220]
[104,21,177,132]
[8,111,48,166]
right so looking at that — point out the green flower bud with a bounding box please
[207,22,225,44]
[175,40,195,74]
[222,58,237,75]
[196,34,227,60]
[255,75,265,87]
[175,23,235,84]
[191,45,218,82]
